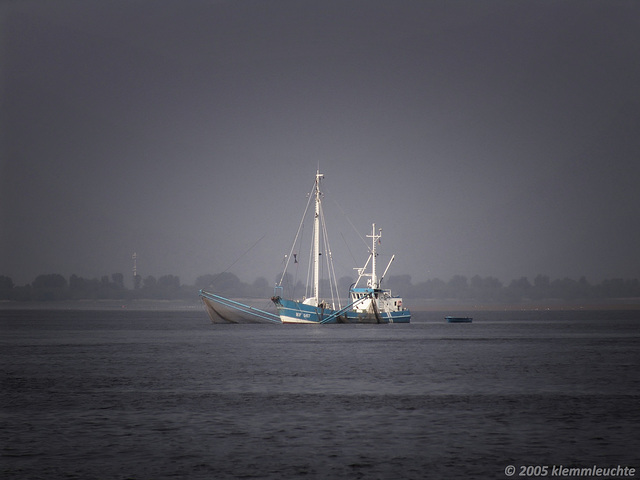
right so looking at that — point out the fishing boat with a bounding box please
[271,171,410,324]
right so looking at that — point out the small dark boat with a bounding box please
[446,316,472,323]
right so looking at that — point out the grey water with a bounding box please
[2,308,639,479]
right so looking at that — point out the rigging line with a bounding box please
[320,201,341,309]
[305,213,314,298]
[278,178,315,286]
[319,203,330,304]
[293,219,304,300]
[218,233,267,276]
[340,231,358,267]
[324,185,368,250]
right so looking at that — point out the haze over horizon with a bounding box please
[2,1,640,288]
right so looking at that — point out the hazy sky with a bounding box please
[2,0,640,287]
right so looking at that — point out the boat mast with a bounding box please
[313,171,323,303]
[367,223,381,288]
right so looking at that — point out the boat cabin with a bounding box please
[350,287,405,313]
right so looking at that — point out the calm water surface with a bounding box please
[2,308,639,479]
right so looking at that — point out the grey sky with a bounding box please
[2,0,639,287]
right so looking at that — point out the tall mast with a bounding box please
[313,171,323,302]
[367,223,381,288]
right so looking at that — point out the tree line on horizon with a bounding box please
[1,272,639,303]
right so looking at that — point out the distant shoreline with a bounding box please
[1,298,638,312]
[0,299,203,311]
[409,300,640,312]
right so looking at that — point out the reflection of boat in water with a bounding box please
[271,171,410,324]
[446,316,473,323]
[200,290,280,324]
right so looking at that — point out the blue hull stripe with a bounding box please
[274,298,410,324]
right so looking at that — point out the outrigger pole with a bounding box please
[318,294,372,324]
